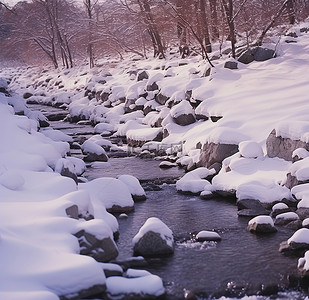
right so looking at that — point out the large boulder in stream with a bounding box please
[280,228,309,256]
[132,217,174,257]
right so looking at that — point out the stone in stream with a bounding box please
[81,140,109,162]
[132,217,174,257]
[247,216,277,234]
[279,228,309,256]
[74,229,119,262]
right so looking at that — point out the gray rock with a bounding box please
[133,231,174,257]
[224,61,238,69]
[83,152,108,163]
[59,284,106,300]
[286,173,309,189]
[60,166,78,184]
[23,92,33,99]
[107,204,134,214]
[155,93,169,105]
[173,113,196,126]
[248,222,277,234]
[65,205,79,219]
[238,209,269,218]
[197,142,239,168]
[279,240,309,256]
[146,82,159,91]
[237,199,268,211]
[137,70,149,81]
[253,47,275,61]
[296,208,309,220]
[74,230,119,262]
[238,49,254,64]
[266,129,309,161]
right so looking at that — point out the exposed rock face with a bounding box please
[197,142,239,168]
[266,129,309,161]
[84,152,109,162]
[133,231,174,257]
[74,230,119,262]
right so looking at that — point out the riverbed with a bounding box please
[31,104,307,299]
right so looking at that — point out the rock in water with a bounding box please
[247,215,277,234]
[132,217,174,257]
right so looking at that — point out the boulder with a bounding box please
[197,142,239,168]
[279,228,309,256]
[266,129,309,161]
[237,199,269,217]
[137,70,149,81]
[247,215,277,234]
[60,284,106,300]
[155,93,169,105]
[82,140,109,162]
[296,208,309,220]
[271,203,291,217]
[195,230,221,242]
[238,47,275,64]
[274,212,299,225]
[132,217,174,257]
[224,61,238,69]
[74,230,119,262]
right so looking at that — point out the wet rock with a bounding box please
[285,219,302,230]
[237,199,269,212]
[107,205,134,214]
[198,142,239,168]
[247,216,277,234]
[296,208,309,220]
[112,256,148,270]
[279,228,309,256]
[101,263,123,278]
[271,203,291,217]
[195,230,221,242]
[275,212,299,226]
[133,218,174,257]
[184,289,198,300]
[259,283,279,296]
[74,230,119,262]
[59,284,106,300]
[266,129,309,161]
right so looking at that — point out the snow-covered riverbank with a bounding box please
[1,20,309,300]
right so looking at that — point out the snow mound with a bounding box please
[239,140,264,158]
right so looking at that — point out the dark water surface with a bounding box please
[31,104,307,299]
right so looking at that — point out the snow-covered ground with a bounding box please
[1,20,309,299]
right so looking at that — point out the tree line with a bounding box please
[0,0,308,68]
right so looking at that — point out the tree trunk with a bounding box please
[285,0,295,24]
[209,0,219,40]
[137,0,165,58]
[220,0,236,58]
[199,0,212,53]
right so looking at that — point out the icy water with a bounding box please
[31,104,307,299]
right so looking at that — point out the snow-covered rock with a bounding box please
[247,216,277,234]
[239,140,264,159]
[170,101,196,126]
[80,177,134,213]
[274,212,300,226]
[117,174,146,202]
[132,217,174,257]
[106,274,165,299]
[81,140,109,162]
[195,230,221,242]
[176,167,215,195]
[280,228,309,255]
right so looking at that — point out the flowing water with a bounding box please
[31,104,308,299]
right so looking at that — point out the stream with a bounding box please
[31,104,308,299]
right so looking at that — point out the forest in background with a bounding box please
[0,0,308,68]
